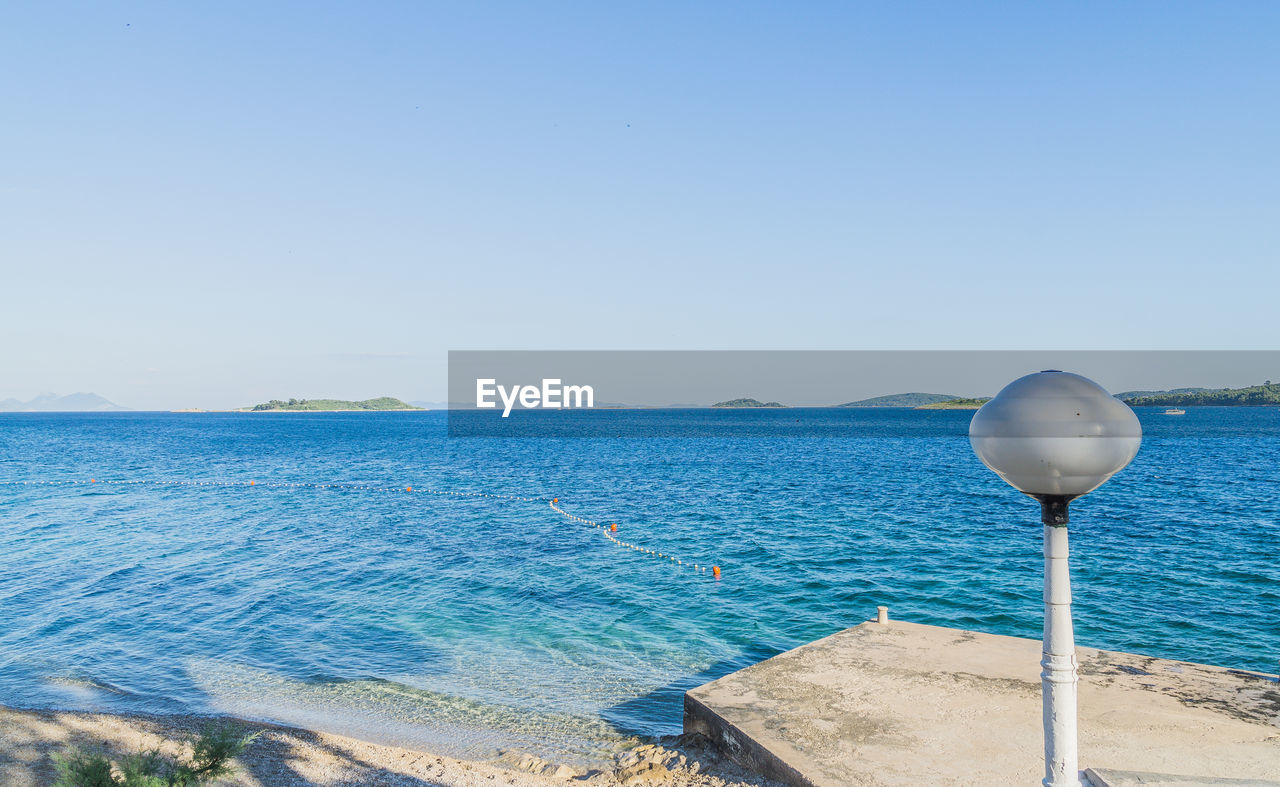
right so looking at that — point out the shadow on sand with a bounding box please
[0,705,449,786]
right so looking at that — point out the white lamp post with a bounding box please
[970,371,1141,787]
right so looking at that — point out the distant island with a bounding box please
[241,397,423,412]
[712,398,785,408]
[1121,382,1279,407]
[916,397,991,410]
[838,392,959,408]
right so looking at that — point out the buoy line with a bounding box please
[549,498,719,577]
[0,479,722,579]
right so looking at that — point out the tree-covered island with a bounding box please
[1121,382,1279,407]
[915,397,992,410]
[242,397,422,411]
[711,398,786,408]
[837,392,959,407]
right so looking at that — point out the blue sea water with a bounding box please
[0,409,1277,764]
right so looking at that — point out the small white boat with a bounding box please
[1164,408,1186,415]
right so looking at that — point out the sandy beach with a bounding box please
[0,705,781,786]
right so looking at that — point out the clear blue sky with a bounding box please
[2,2,1277,409]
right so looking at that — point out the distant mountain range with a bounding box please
[0,392,127,412]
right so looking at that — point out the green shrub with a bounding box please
[53,722,258,787]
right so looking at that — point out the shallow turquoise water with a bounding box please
[0,410,1276,763]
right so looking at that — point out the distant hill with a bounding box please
[916,397,992,410]
[1122,382,1280,407]
[838,392,959,408]
[0,392,128,412]
[711,398,785,408]
[242,397,423,412]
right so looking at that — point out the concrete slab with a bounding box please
[1085,767,1280,786]
[684,620,1280,787]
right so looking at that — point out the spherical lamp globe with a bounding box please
[970,370,1141,505]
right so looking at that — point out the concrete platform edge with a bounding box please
[683,690,816,787]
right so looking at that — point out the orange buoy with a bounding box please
[406,486,412,492]
[249,480,255,486]
[553,497,558,503]
[712,566,721,579]
[90,479,96,483]
[610,523,617,532]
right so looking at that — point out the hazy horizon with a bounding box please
[7,349,1278,410]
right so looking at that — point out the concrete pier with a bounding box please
[684,619,1280,786]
